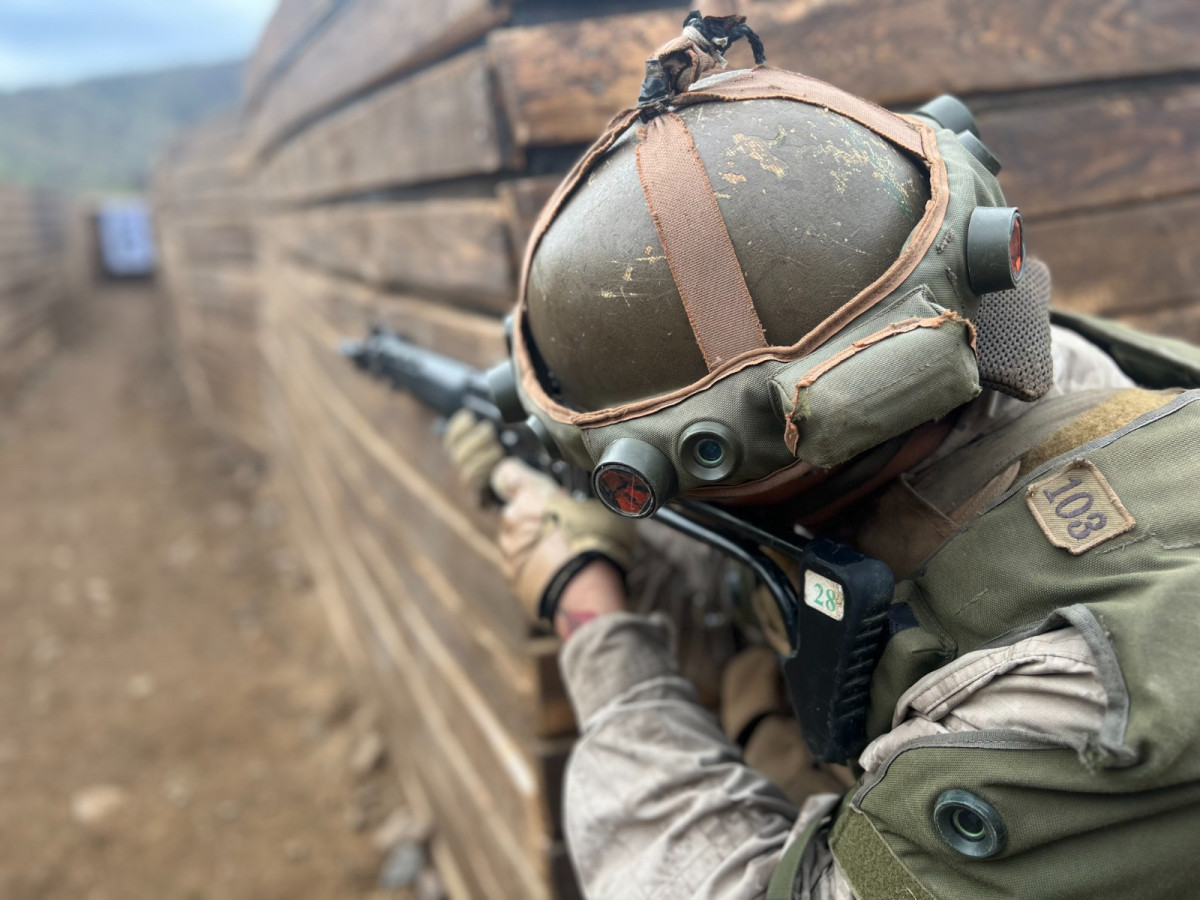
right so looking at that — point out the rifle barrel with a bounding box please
[342,332,481,419]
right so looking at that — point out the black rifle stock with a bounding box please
[341,325,894,763]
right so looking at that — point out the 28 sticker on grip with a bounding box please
[1026,459,1135,555]
[803,570,845,621]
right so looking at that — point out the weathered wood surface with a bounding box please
[1032,193,1200,317]
[259,251,575,731]
[172,219,256,265]
[257,248,579,897]
[984,79,1200,219]
[496,175,559,267]
[746,0,1200,105]
[154,118,266,451]
[264,387,549,900]
[247,0,507,158]
[258,50,517,204]
[0,184,68,396]
[262,391,568,898]
[490,0,1200,148]
[156,113,251,187]
[489,11,675,148]
[243,0,341,105]
[268,199,514,311]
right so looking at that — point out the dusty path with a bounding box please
[0,284,403,899]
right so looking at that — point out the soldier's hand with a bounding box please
[491,458,637,625]
[442,409,505,499]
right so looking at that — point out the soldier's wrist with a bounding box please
[552,559,628,641]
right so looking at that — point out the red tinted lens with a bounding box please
[1009,213,1024,277]
[594,466,655,517]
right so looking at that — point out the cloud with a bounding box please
[0,0,278,90]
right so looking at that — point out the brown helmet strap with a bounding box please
[514,67,947,429]
[636,111,768,370]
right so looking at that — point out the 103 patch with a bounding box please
[1026,459,1135,555]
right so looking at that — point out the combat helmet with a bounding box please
[507,12,1052,519]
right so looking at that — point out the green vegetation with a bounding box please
[0,61,242,193]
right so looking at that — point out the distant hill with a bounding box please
[0,61,242,194]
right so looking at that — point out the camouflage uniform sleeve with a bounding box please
[559,612,854,899]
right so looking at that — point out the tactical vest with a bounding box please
[778,312,1200,899]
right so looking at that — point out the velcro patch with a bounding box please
[1025,460,1135,555]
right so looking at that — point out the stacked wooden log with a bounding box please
[151,2,1200,897]
[0,184,68,396]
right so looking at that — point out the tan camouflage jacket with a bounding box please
[557,326,1135,899]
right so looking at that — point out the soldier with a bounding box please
[446,16,1200,900]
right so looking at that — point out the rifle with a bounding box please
[342,324,893,763]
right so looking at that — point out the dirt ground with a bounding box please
[0,284,418,899]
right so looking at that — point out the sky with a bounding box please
[0,0,278,91]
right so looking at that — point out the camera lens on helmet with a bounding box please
[592,439,677,518]
[679,423,740,482]
[913,94,979,137]
[594,465,657,517]
[966,207,1025,295]
[695,439,725,467]
[956,130,1001,176]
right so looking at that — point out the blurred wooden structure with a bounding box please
[150,1,1200,896]
[0,185,69,396]
[154,115,266,451]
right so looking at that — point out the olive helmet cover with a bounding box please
[512,65,1047,517]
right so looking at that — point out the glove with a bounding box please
[442,408,505,499]
[491,458,638,622]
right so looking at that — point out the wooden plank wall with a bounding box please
[152,115,267,453]
[151,1,1200,897]
[247,7,578,894]
[0,184,68,396]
